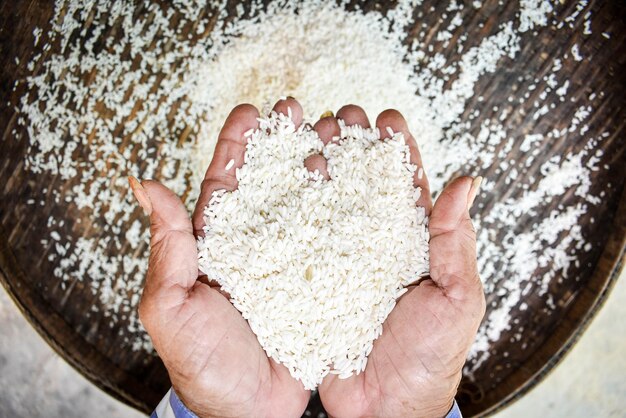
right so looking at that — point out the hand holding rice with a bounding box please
[197,103,430,389]
[133,98,485,418]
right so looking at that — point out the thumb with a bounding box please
[129,177,198,313]
[428,176,483,302]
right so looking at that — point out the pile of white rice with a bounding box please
[197,111,429,389]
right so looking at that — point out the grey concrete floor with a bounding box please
[0,270,624,418]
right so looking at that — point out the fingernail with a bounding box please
[467,176,483,211]
[128,176,153,216]
[319,110,334,119]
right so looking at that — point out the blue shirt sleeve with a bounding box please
[169,389,198,418]
[445,399,463,418]
[151,388,198,418]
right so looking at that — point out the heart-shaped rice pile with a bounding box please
[197,111,429,389]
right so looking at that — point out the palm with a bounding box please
[145,271,306,417]
[320,283,481,417]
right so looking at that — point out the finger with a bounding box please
[313,115,341,144]
[428,176,485,305]
[304,154,330,180]
[129,178,197,312]
[192,104,260,235]
[307,114,338,180]
[376,109,432,214]
[272,97,303,128]
[337,104,370,128]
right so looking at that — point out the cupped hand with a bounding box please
[317,106,486,418]
[131,98,310,418]
[133,98,485,418]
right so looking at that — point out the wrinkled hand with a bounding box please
[131,99,311,418]
[133,98,485,418]
[317,106,486,418]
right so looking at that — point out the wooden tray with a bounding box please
[1,1,624,416]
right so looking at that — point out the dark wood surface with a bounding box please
[0,1,624,417]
